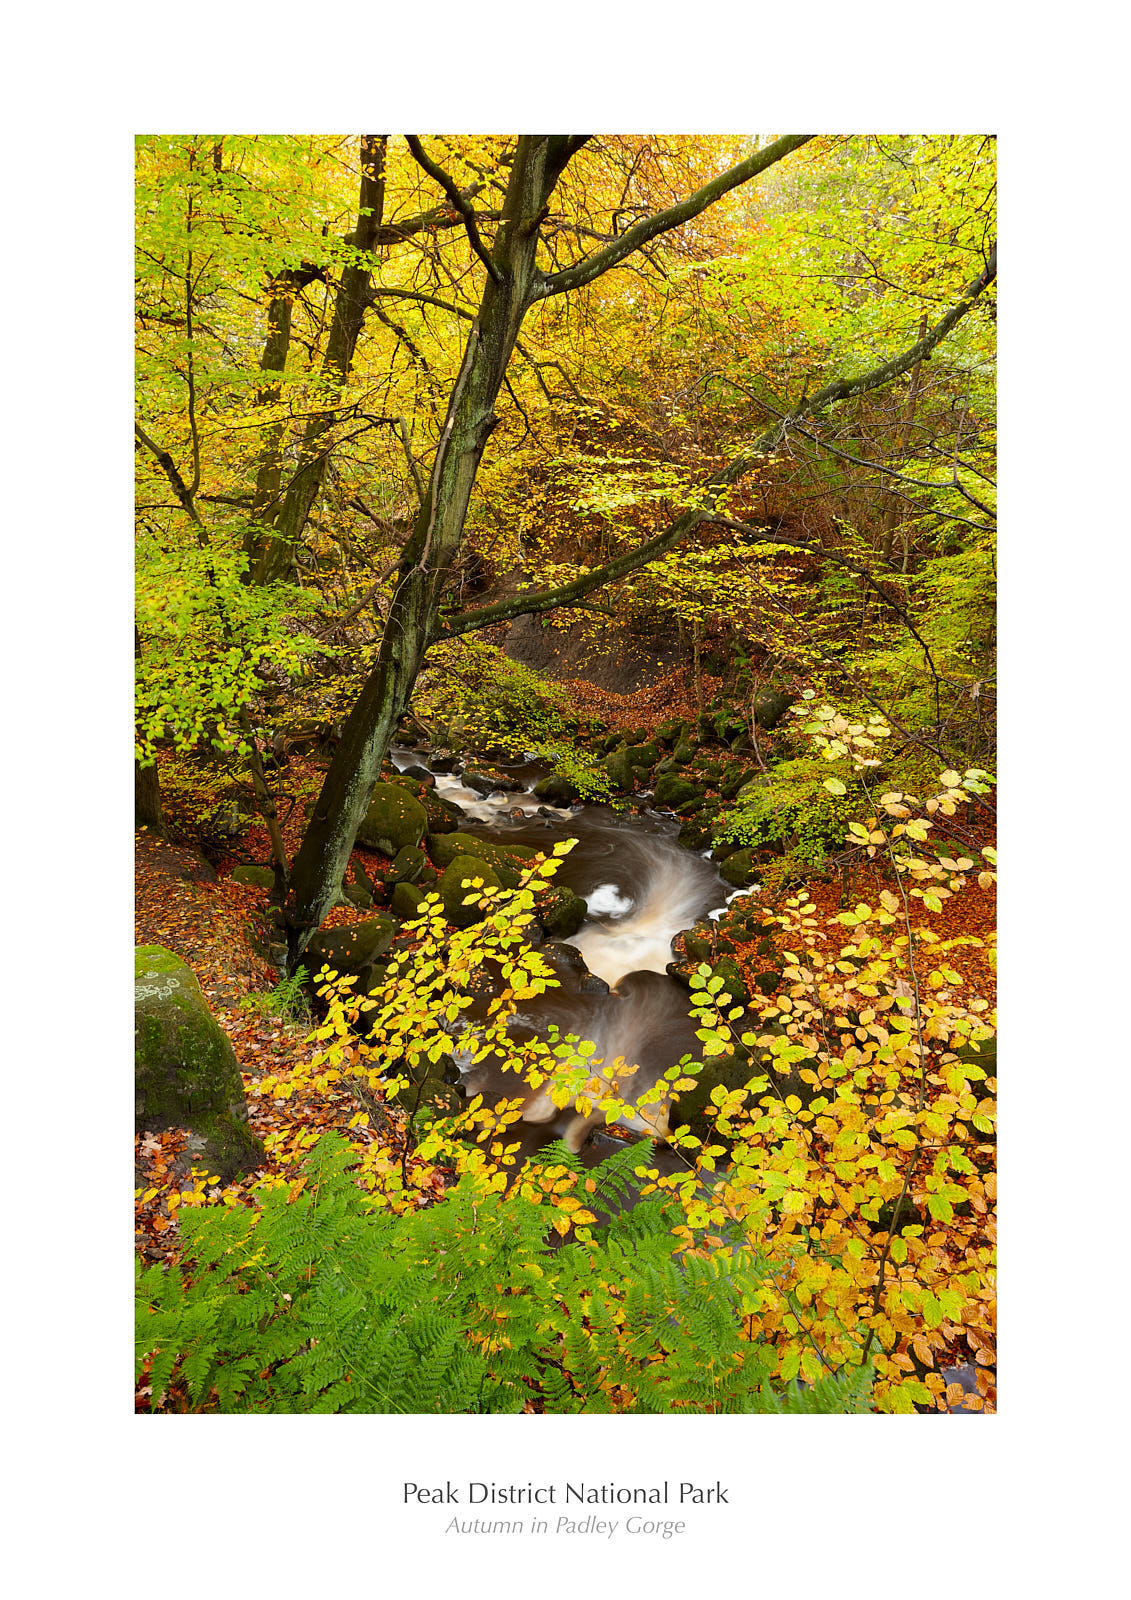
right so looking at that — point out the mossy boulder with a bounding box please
[721,765,758,801]
[672,739,695,765]
[656,718,687,747]
[341,879,373,909]
[654,772,703,810]
[231,863,275,890]
[306,914,397,976]
[421,790,465,834]
[356,783,428,857]
[391,1055,464,1119]
[719,849,760,888]
[391,880,428,919]
[626,740,660,769]
[752,687,795,729]
[539,885,588,939]
[710,956,749,1004]
[390,845,427,884]
[533,773,580,806]
[439,855,502,928]
[677,816,713,850]
[429,832,538,888]
[602,746,640,793]
[134,945,263,1181]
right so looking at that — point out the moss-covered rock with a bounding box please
[627,740,660,768]
[677,816,713,851]
[602,746,639,793]
[439,855,502,928]
[390,845,427,884]
[654,772,703,809]
[429,832,538,888]
[752,686,795,729]
[710,956,749,1004]
[669,1051,763,1148]
[719,849,760,888]
[672,739,695,765]
[231,864,275,890]
[341,879,373,909]
[540,885,588,939]
[533,773,580,806]
[134,945,263,1180]
[391,880,428,919]
[391,1055,464,1119]
[656,718,687,747]
[721,766,758,801]
[421,790,465,835]
[306,914,396,976]
[356,783,428,857]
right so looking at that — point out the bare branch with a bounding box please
[405,136,502,283]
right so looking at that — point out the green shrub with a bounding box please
[713,756,856,867]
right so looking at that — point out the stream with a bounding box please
[391,746,754,1164]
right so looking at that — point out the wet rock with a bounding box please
[134,945,264,1181]
[539,885,588,940]
[356,783,428,857]
[533,773,581,806]
[579,973,610,996]
[462,767,523,796]
[400,763,436,787]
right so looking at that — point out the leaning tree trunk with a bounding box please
[283,138,571,962]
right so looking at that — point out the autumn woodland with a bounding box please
[135,134,997,1414]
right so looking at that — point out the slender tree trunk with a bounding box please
[880,313,929,564]
[248,137,389,583]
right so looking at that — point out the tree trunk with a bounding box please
[135,757,166,836]
[247,136,389,583]
[284,137,571,961]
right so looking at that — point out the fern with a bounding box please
[137,1132,877,1414]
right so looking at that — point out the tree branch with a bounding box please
[405,136,502,283]
[535,135,814,298]
[718,244,997,483]
[437,245,997,645]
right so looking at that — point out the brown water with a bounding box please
[393,747,754,1157]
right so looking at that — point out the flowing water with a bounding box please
[391,747,755,1158]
